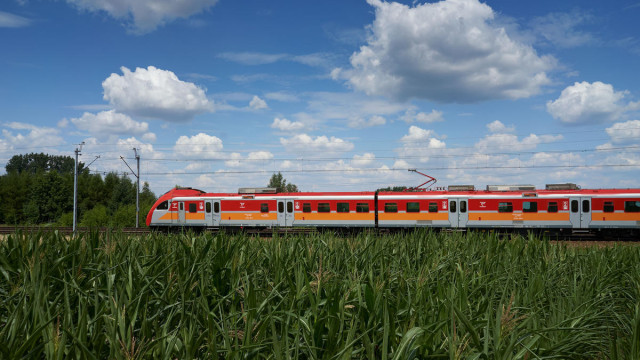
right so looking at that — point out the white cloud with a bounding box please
[249,95,268,110]
[343,0,555,102]
[486,120,515,133]
[400,126,445,147]
[0,11,32,28]
[248,151,274,161]
[102,66,213,122]
[352,153,376,167]
[402,109,443,123]
[605,120,640,144]
[348,115,386,128]
[271,118,306,132]
[174,133,224,158]
[264,92,300,102]
[1,123,64,150]
[475,133,563,152]
[546,81,630,124]
[65,0,218,34]
[70,110,150,139]
[280,133,354,153]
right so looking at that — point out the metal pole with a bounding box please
[135,148,140,228]
[73,142,84,234]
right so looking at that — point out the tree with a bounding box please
[267,172,299,193]
[5,153,84,174]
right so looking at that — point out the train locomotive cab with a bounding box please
[146,187,205,229]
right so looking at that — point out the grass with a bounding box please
[0,229,639,359]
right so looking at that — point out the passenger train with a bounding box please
[146,183,640,236]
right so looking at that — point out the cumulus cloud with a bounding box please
[0,11,32,28]
[271,118,305,132]
[352,153,376,167]
[546,81,630,124]
[395,126,446,164]
[280,134,354,153]
[70,110,151,139]
[249,95,268,110]
[65,0,218,34]
[174,133,224,158]
[343,0,555,102]
[348,115,386,128]
[402,109,443,124]
[102,66,213,122]
[605,120,640,144]
[486,120,515,133]
[475,132,563,152]
[1,122,64,150]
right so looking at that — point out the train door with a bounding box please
[569,197,591,229]
[448,199,457,227]
[458,198,469,227]
[277,199,294,227]
[178,202,185,224]
[205,200,221,226]
[448,198,468,228]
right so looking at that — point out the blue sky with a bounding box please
[1,0,639,194]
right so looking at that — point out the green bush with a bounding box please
[79,205,108,228]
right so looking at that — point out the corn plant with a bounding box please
[0,229,638,359]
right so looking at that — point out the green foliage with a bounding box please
[79,205,108,228]
[1,231,639,358]
[5,152,84,174]
[0,153,157,226]
[55,212,74,227]
[110,204,136,228]
[267,171,299,192]
[377,186,408,192]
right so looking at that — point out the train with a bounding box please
[146,182,640,236]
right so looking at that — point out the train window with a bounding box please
[582,200,590,213]
[214,202,219,213]
[337,203,350,213]
[261,203,269,213]
[603,202,614,213]
[156,201,169,210]
[548,202,558,213]
[407,202,420,213]
[189,203,197,213]
[318,203,330,213]
[571,200,578,213]
[385,203,398,213]
[303,203,311,213]
[356,203,369,213]
[460,201,467,213]
[523,201,538,213]
[498,202,513,213]
[429,202,438,213]
[449,201,456,213]
[287,202,293,213]
[179,202,183,211]
[624,201,640,213]
[206,202,211,213]
[278,202,284,213]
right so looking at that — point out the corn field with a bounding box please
[1,230,639,359]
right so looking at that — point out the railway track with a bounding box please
[0,226,151,235]
[0,226,637,242]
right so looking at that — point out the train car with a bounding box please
[146,184,640,235]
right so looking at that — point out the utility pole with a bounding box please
[73,142,85,235]
[120,148,140,228]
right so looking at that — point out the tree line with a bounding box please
[0,153,156,227]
